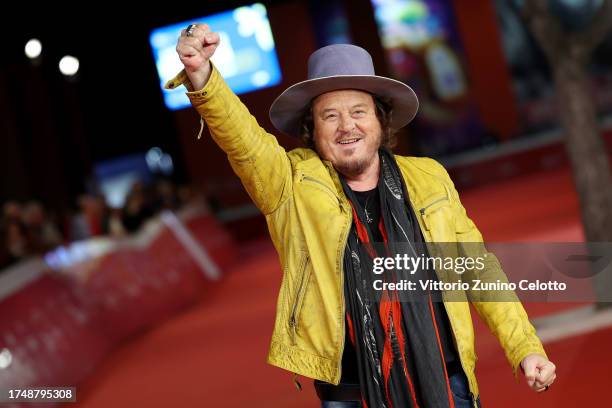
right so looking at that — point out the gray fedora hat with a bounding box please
[269,44,419,137]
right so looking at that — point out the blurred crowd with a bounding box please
[0,179,202,270]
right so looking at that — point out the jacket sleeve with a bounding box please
[436,162,548,379]
[165,66,291,215]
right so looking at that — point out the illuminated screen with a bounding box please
[149,3,282,110]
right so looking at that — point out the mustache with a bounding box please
[335,133,365,143]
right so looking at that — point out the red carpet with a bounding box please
[66,166,608,408]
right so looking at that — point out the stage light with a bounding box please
[159,153,174,175]
[24,39,42,59]
[59,55,79,76]
[146,147,163,170]
[146,147,174,175]
[0,348,12,369]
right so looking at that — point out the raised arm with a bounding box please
[168,23,291,214]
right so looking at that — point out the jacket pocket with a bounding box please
[419,194,450,231]
[289,253,311,345]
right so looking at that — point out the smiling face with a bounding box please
[312,89,382,178]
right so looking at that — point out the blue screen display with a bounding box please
[150,3,282,110]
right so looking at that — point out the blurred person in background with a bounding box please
[70,194,109,241]
[107,207,127,238]
[170,24,556,408]
[153,178,180,212]
[177,184,195,207]
[3,200,22,223]
[178,183,216,212]
[22,200,63,252]
[121,181,153,232]
[0,218,31,267]
[1,201,30,269]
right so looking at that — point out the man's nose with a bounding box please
[337,114,356,133]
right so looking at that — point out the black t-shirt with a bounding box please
[339,186,460,384]
[354,188,382,242]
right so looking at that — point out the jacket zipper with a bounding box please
[304,169,352,384]
[335,202,353,384]
[289,255,310,345]
[419,196,448,215]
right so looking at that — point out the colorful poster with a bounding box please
[371,0,488,157]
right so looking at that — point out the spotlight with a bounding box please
[0,348,12,369]
[59,55,80,76]
[24,39,42,59]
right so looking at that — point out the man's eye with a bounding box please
[354,110,366,115]
[325,114,337,119]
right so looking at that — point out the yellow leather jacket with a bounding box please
[166,66,547,402]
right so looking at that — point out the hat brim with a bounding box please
[269,75,419,137]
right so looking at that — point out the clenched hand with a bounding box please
[521,353,556,393]
[175,23,220,91]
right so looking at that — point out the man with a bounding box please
[168,23,556,408]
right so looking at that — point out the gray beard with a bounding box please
[313,135,381,178]
[333,155,370,178]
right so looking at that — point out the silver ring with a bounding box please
[186,24,196,37]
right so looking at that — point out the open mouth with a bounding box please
[337,138,362,146]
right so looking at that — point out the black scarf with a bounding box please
[340,149,455,408]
